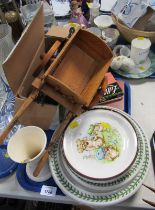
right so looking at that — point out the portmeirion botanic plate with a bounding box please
[61,114,145,192]
[63,109,138,180]
[61,107,145,191]
[49,107,150,207]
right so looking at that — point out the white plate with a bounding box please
[49,107,150,206]
[100,0,117,12]
[63,109,137,180]
[61,115,145,191]
[52,0,70,17]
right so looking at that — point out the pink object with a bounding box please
[70,8,89,28]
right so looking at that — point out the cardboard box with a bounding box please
[3,6,59,129]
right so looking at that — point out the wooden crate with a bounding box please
[35,28,113,114]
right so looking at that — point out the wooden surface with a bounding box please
[33,112,74,177]
[0,40,63,144]
[53,44,96,94]
[0,90,39,144]
[45,29,113,112]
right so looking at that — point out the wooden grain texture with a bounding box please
[46,75,87,105]
[0,90,39,144]
[41,84,83,115]
[0,40,62,144]
[44,28,113,110]
[53,44,96,94]
[33,112,74,177]
[112,14,155,43]
[33,40,61,77]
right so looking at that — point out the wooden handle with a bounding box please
[0,90,39,145]
[33,111,74,177]
[33,149,49,177]
[33,40,61,77]
[41,40,61,68]
[89,76,108,107]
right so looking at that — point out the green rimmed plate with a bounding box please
[49,107,150,207]
[60,110,145,191]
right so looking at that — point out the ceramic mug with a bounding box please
[7,126,47,163]
[130,37,151,65]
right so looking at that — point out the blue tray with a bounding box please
[121,80,131,115]
[16,130,64,195]
[0,145,18,178]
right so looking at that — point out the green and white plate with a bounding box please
[49,107,150,207]
[111,51,155,79]
[60,111,145,191]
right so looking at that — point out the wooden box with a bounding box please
[40,28,113,114]
[3,5,113,126]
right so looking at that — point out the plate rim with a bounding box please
[62,108,138,180]
[60,120,144,191]
[49,107,150,206]
[60,115,144,191]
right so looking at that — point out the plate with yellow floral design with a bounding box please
[63,109,137,180]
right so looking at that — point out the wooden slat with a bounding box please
[41,84,83,115]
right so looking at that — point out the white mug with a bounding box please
[7,126,47,163]
[130,37,151,65]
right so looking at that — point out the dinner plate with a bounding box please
[111,51,155,79]
[63,109,137,180]
[52,0,70,17]
[100,0,117,12]
[49,107,150,207]
[61,111,145,191]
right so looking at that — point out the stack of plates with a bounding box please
[49,106,150,207]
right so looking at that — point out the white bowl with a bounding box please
[94,15,113,29]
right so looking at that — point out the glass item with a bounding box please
[0,77,7,112]
[113,45,130,57]
[88,1,100,24]
[0,24,14,111]
[0,24,14,83]
[21,1,57,29]
[102,28,120,48]
[87,27,101,37]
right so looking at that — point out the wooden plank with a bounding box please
[46,75,87,105]
[41,84,83,115]
[53,44,97,94]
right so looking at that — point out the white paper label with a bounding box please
[40,185,57,197]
